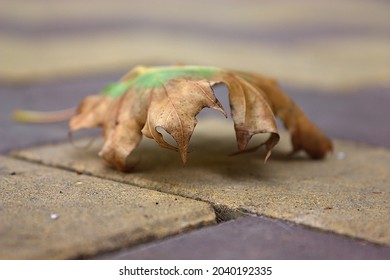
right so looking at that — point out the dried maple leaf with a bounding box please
[68,65,332,171]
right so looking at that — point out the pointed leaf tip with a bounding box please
[179,145,189,165]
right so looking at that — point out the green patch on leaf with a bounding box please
[103,65,221,98]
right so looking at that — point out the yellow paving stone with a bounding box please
[0,156,216,259]
[11,119,390,246]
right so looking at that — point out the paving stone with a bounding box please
[0,156,216,259]
[12,119,390,246]
[96,216,390,260]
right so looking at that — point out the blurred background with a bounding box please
[1,0,389,151]
[1,0,389,88]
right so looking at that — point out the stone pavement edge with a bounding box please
[97,216,390,260]
[0,156,216,259]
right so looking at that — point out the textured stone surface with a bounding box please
[97,216,390,260]
[12,119,390,245]
[0,156,216,259]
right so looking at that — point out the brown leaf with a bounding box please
[68,65,332,171]
[219,72,279,161]
[141,78,226,163]
[235,70,333,159]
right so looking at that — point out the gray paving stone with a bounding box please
[96,216,390,260]
[0,156,216,259]
[12,119,390,246]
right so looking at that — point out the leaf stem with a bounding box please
[12,108,75,123]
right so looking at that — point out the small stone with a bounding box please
[336,151,346,160]
[75,181,83,185]
[50,213,59,220]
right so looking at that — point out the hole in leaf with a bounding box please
[156,126,178,148]
[245,133,272,150]
[198,83,231,119]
